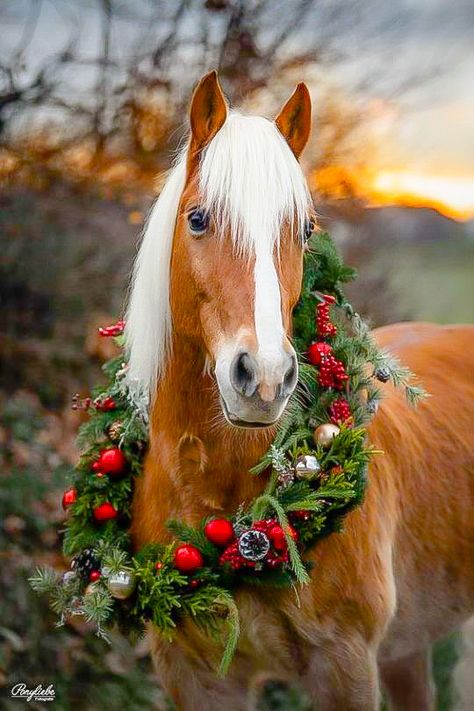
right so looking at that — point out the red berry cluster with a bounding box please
[71,394,92,411]
[316,295,337,337]
[93,395,116,412]
[219,519,296,571]
[329,397,353,426]
[98,320,125,337]
[318,354,349,390]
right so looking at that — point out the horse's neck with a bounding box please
[131,336,272,545]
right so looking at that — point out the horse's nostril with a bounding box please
[230,352,258,397]
[281,354,298,396]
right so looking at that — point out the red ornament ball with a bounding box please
[89,570,101,582]
[204,518,235,547]
[93,502,118,522]
[173,544,204,574]
[155,561,163,571]
[92,447,127,477]
[307,341,333,366]
[62,487,77,510]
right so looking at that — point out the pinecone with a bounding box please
[107,420,123,443]
[71,549,100,581]
[374,366,391,383]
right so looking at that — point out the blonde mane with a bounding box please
[125,112,311,396]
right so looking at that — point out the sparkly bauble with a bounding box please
[173,545,204,573]
[328,397,352,426]
[313,423,340,447]
[62,487,77,510]
[107,421,123,443]
[155,562,163,571]
[204,519,235,547]
[375,366,391,383]
[295,454,321,479]
[92,448,127,477]
[72,548,100,580]
[238,529,271,561]
[107,570,136,599]
[89,570,101,582]
[93,502,118,522]
[307,342,333,366]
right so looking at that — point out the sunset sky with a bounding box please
[2,0,474,220]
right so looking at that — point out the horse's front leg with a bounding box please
[301,633,381,711]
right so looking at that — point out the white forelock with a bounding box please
[125,111,312,397]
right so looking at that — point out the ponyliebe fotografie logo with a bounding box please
[10,683,55,702]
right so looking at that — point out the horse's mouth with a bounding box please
[220,397,278,429]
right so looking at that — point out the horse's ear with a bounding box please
[275,83,312,158]
[189,70,227,154]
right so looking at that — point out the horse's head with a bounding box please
[127,71,313,428]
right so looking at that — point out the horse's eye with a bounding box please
[304,218,315,242]
[188,208,209,236]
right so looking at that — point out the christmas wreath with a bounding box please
[31,232,425,674]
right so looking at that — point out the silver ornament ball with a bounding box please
[107,570,136,599]
[295,454,321,479]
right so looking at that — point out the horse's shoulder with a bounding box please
[372,321,474,365]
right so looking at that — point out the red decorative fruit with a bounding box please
[92,447,127,477]
[307,341,333,366]
[173,544,204,574]
[268,524,287,551]
[204,518,235,547]
[93,502,118,522]
[62,487,77,510]
[98,320,125,337]
[93,395,116,412]
[89,570,101,582]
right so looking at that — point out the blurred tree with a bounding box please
[0,0,424,195]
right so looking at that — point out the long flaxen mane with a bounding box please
[125,111,312,398]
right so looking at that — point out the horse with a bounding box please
[126,71,474,710]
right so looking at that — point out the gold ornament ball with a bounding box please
[313,423,340,448]
[107,570,136,599]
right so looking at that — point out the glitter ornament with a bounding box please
[238,529,271,561]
